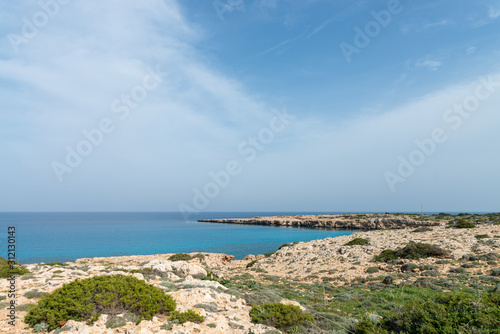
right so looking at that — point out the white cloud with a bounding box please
[489,6,500,19]
[415,59,443,71]
[467,46,477,54]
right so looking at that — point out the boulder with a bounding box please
[171,261,207,278]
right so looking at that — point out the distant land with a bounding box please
[199,212,500,230]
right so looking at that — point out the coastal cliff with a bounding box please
[199,213,440,230]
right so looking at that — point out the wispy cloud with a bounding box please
[401,19,453,34]
[467,46,477,54]
[415,59,443,71]
[489,6,500,19]
[254,31,306,57]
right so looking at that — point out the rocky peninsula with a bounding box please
[1,213,499,333]
[198,213,439,230]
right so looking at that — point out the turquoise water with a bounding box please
[0,212,361,264]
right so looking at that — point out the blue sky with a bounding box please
[1,0,499,213]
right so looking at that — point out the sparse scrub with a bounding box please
[345,238,370,246]
[0,256,29,278]
[455,219,476,229]
[250,303,314,332]
[412,227,433,233]
[168,253,193,261]
[170,310,204,324]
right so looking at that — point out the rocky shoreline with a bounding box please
[1,214,499,333]
[198,213,440,230]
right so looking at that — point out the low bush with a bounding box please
[366,267,379,274]
[455,219,476,229]
[345,238,370,246]
[168,253,192,261]
[278,241,299,250]
[24,290,47,299]
[246,260,258,268]
[192,253,205,260]
[475,234,490,240]
[411,227,433,233]
[105,315,126,329]
[401,263,418,272]
[373,250,398,262]
[170,310,204,324]
[250,303,314,332]
[374,243,448,262]
[0,257,29,278]
[355,290,500,333]
[396,242,449,260]
[25,274,176,331]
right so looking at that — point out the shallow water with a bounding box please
[0,212,362,264]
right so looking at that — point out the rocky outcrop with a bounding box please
[199,214,440,230]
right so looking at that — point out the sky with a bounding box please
[0,0,499,213]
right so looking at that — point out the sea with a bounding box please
[0,212,367,264]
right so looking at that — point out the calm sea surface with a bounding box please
[0,212,364,264]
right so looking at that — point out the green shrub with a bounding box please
[278,241,298,250]
[491,268,500,277]
[170,310,204,324]
[401,263,418,272]
[0,257,29,278]
[246,260,258,268]
[24,290,47,299]
[373,249,397,262]
[475,234,490,239]
[32,322,49,333]
[25,274,176,331]
[412,227,433,233]
[168,253,192,261]
[192,253,205,260]
[374,243,448,263]
[345,238,370,246]
[250,303,314,331]
[455,219,476,228]
[17,303,36,312]
[105,315,126,329]
[356,290,500,333]
[449,267,468,274]
[396,243,449,260]
[366,267,379,274]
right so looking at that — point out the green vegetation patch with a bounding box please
[0,256,29,278]
[455,219,476,229]
[355,290,500,333]
[168,253,193,261]
[344,238,370,246]
[25,274,176,331]
[24,290,48,299]
[411,227,433,233]
[250,303,314,332]
[170,310,204,324]
[374,242,449,262]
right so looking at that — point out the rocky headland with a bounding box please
[198,213,439,230]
